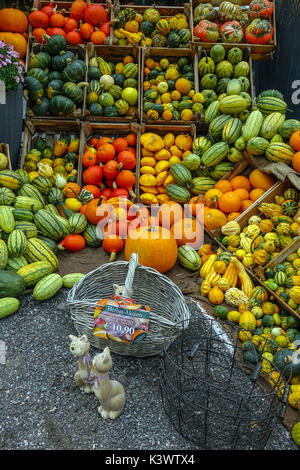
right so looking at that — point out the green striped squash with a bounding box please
[0,170,23,190]
[25,237,59,270]
[97,57,111,75]
[0,297,19,319]
[201,142,229,167]
[32,176,52,194]
[209,114,232,139]
[222,118,242,144]
[0,187,15,206]
[68,213,87,234]
[242,110,264,142]
[18,183,45,207]
[0,239,8,269]
[198,56,215,77]
[115,99,129,115]
[200,73,218,90]
[182,153,201,171]
[191,177,216,194]
[12,208,34,221]
[44,204,60,218]
[210,162,235,180]
[215,77,230,95]
[17,261,54,287]
[216,60,233,79]
[15,169,30,185]
[270,133,284,143]
[247,137,270,156]
[6,256,28,272]
[83,224,101,247]
[274,271,286,286]
[165,184,191,203]
[256,96,287,116]
[0,205,15,233]
[178,28,191,44]
[48,187,64,205]
[234,136,246,151]
[192,136,212,156]
[14,196,44,212]
[170,164,192,187]
[279,119,300,139]
[33,273,63,301]
[62,273,85,288]
[123,63,138,79]
[178,100,193,112]
[177,246,201,271]
[88,79,101,95]
[55,215,71,238]
[227,147,243,163]
[260,112,286,140]
[14,221,38,239]
[38,237,58,253]
[227,47,243,64]
[219,95,248,114]
[204,101,221,125]
[62,59,86,83]
[265,143,295,164]
[7,230,27,256]
[33,209,64,241]
[109,85,123,100]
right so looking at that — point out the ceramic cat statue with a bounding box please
[92,347,126,420]
[69,334,96,393]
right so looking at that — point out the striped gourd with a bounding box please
[165,184,190,203]
[32,176,52,194]
[0,298,19,319]
[270,133,284,143]
[209,114,232,139]
[17,261,54,287]
[33,209,64,241]
[242,109,264,142]
[204,101,221,124]
[123,63,138,79]
[55,215,71,238]
[191,177,216,194]
[210,162,235,180]
[0,239,8,269]
[170,164,192,187]
[201,142,229,167]
[0,170,23,190]
[48,187,64,205]
[219,95,248,115]
[216,60,233,79]
[14,196,44,212]
[178,28,191,44]
[12,208,34,221]
[256,96,287,116]
[7,230,27,256]
[68,213,87,234]
[260,112,286,140]
[222,118,242,144]
[0,187,15,206]
[198,56,215,77]
[265,143,295,164]
[83,224,101,247]
[279,119,300,139]
[200,73,218,90]
[33,273,63,301]
[88,79,101,95]
[192,136,212,156]
[44,204,60,218]
[14,221,38,239]
[177,246,201,271]
[18,183,45,207]
[115,99,129,115]
[38,236,58,253]
[6,255,28,272]
[156,18,170,34]
[247,137,269,156]
[0,205,15,233]
[15,169,30,185]
[62,273,85,288]
[215,77,230,95]
[25,237,59,270]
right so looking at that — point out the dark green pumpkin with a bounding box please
[0,270,26,299]
[51,51,75,71]
[140,20,154,36]
[47,79,63,100]
[143,102,154,113]
[49,95,76,116]
[62,82,85,104]
[88,66,101,81]
[62,60,87,83]
[273,348,300,377]
[30,97,50,116]
[88,103,103,116]
[48,70,63,81]
[124,78,138,89]
[24,76,44,102]
[28,68,49,87]
[113,73,125,88]
[103,106,118,117]
[65,152,78,165]
[44,34,67,56]
[29,52,51,70]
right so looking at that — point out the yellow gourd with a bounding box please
[141,133,164,152]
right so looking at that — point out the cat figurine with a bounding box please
[69,334,96,393]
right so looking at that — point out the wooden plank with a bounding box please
[140,45,199,125]
[0,143,12,171]
[191,0,276,60]
[84,44,141,123]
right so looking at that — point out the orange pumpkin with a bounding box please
[103,235,124,262]
[85,198,112,225]
[241,200,253,211]
[63,182,80,198]
[290,131,300,151]
[0,32,27,58]
[186,195,205,217]
[0,8,28,33]
[259,219,274,233]
[204,188,223,208]
[124,225,178,273]
[292,151,300,173]
[233,188,250,201]
[203,208,227,232]
[227,212,241,221]
[249,188,265,202]
[171,217,203,249]
[198,244,213,257]
[157,201,184,228]
[230,175,251,192]
[214,179,233,194]
[249,169,274,191]
[218,192,242,213]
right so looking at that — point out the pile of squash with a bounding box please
[193,0,274,45]
[25,34,87,117]
[143,55,202,122]
[112,7,191,48]
[29,0,110,46]
[0,7,28,59]
[86,53,139,119]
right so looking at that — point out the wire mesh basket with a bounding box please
[67,254,190,357]
[160,309,290,450]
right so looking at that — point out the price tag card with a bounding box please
[93,296,150,344]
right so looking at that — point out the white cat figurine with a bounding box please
[92,347,126,420]
[69,334,96,393]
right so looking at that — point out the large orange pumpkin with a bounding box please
[248,169,274,191]
[124,225,178,273]
[171,217,203,249]
[0,32,27,58]
[157,201,184,228]
[0,8,28,33]
[203,208,227,232]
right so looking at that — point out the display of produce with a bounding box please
[0,7,28,58]
[112,7,191,48]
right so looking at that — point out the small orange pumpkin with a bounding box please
[63,182,81,198]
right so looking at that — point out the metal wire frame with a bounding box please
[160,314,290,450]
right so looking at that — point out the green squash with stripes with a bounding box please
[38,237,58,253]
[170,164,192,187]
[210,162,235,180]
[6,256,28,272]
[62,273,85,288]
[49,95,76,117]
[247,137,269,156]
[14,221,38,239]
[32,176,52,195]
[44,204,61,218]
[209,114,232,139]
[29,52,51,70]
[44,34,67,56]
[0,298,19,318]
[227,47,243,65]
[48,187,64,205]
[165,184,190,203]
[215,77,231,95]
[256,96,287,116]
[83,224,101,247]
[109,85,123,100]
[115,99,129,115]
[15,169,30,185]
[178,28,191,44]
[279,119,300,139]
[62,82,85,104]
[7,230,27,257]
[177,246,201,271]
[28,68,49,88]
[260,112,286,140]
[204,101,221,125]
[18,183,45,207]
[123,63,138,79]
[216,60,233,79]
[191,177,216,194]
[0,170,23,190]
[192,136,212,156]
[24,76,44,102]
[17,261,54,287]
[63,59,87,83]
[89,103,103,116]
[33,273,63,301]
[222,118,243,144]
[51,51,75,72]
[219,95,248,114]
[47,79,63,100]
[0,205,15,233]
[25,237,59,271]
[0,187,15,206]
[198,56,215,77]
[88,79,101,95]
[201,142,229,167]
[68,213,87,234]
[33,209,64,241]
[0,270,26,298]
[0,239,8,270]
[200,73,218,91]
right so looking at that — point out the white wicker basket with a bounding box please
[67,254,190,357]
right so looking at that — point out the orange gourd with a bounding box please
[290,131,300,151]
[63,182,81,198]
[208,286,224,305]
[218,191,242,213]
[241,200,253,211]
[204,188,223,208]
[186,195,205,217]
[227,212,241,221]
[214,180,233,193]
[0,32,27,58]
[203,208,227,231]
[249,169,274,191]
[249,188,265,201]
[90,30,106,45]
[292,152,300,173]
[230,175,251,192]
[115,170,136,198]
[0,8,28,33]
[171,218,203,249]
[157,201,184,228]
[233,188,250,201]
[85,198,112,225]
[79,22,94,40]
[58,234,85,252]
[103,235,124,262]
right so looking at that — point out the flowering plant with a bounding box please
[0,40,24,91]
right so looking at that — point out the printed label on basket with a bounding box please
[93,296,150,344]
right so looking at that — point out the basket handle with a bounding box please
[112,253,137,299]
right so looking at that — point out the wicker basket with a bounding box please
[67,254,190,357]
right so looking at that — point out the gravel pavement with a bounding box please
[0,289,298,451]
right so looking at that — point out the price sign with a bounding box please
[93,296,150,344]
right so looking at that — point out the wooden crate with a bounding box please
[137,123,197,204]
[79,121,140,200]
[30,1,113,46]
[112,3,192,50]
[140,45,199,125]
[21,119,82,185]
[84,43,141,123]
[25,43,86,120]
[197,44,255,106]
[191,0,277,61]
[0,143,12,171]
